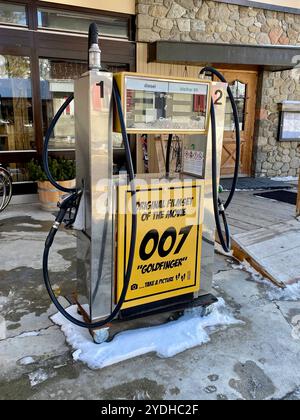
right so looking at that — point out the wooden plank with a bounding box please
[227,203,292,226]
[226,191,294,209]
[229,226,246,235]
[227,211,274,229]
[137,43,201,79]
[220,194,294,223]
[230,195,294,215]
[232,240,284,288]
[233,220,300,287]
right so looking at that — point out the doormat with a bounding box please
[221,177,293,191]
[254,190,297,205]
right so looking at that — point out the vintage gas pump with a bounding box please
[42,24,240,343]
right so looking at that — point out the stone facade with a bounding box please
[255,70,300,178]
[136,0,300,177]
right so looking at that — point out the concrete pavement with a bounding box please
[0,204,299,400]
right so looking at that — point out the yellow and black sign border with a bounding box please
[117,181,204,309]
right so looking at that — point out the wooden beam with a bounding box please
[149,41,300,71]
[232,240,285,289]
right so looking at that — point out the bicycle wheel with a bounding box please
[0,170,13,212]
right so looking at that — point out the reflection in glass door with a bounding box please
[0,54,34,181]
[40,59,86,151]
[40,59,129,151]
[0,55,34,151]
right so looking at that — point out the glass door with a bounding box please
[0,54,35,182]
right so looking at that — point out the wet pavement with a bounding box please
[0,204,299,400]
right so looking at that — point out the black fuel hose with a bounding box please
[165,134,173,177]
[42,94,76,194]
[199,67,241,252]
[42,81,137,329]
[165,68,240,252]
[210,98,231,252]
[200,67,241,211]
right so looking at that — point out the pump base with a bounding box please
[119,293,217,321]
[77,294,217,344]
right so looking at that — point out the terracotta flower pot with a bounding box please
[37,180,76,212]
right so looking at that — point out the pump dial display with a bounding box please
[114,73,211,134]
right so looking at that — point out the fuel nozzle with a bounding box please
[88,23,101,71]
[53,191,82,228]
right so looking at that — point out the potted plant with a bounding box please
[28,158,76,211]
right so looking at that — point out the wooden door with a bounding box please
[216,70,258,177]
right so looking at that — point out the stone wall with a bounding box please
[136,0,300,177]
[254,70,300,178]
[136,0,300,45]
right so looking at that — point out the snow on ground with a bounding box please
[223,189,255,192]
[19,357,35,366]
[29,369,49,387]
[233,261,300,302]
[271,176,298,182]
[17,223,43,229]
[266,282,300,302]
[52,299,242,370]
[0,316,6,340]
[18,331,40,338]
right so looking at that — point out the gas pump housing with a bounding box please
[74,70,227,325]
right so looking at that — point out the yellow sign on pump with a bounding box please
[117,180,204,309]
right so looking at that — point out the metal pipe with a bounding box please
[88,23,101,71]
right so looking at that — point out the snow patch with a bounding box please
[29,369,49,387]
[271,176,298,182]
[266,282,300,302]
[223,188,255,192]
[17,223,43,229]
[0,316,6,340]
[233,261,300,302]
[19,357,35,366]
[18,331,40,338]
[52,299,242,370]
[0,296,9,307]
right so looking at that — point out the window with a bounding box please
[40,59,129,151]
[225,80,247,131]
[40,58,86,150]
[5,162,31,182]
[0,2,27,27]
[37,9,129,39]
[0,4,135,187]
[279,101,300,142]
[0,55,34,151]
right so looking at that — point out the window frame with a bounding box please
[0,0,136,173]
[36,7,132,40]
[0,1,29,28]
[2,0,135,36]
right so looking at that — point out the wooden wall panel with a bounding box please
[137,43,201,79]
